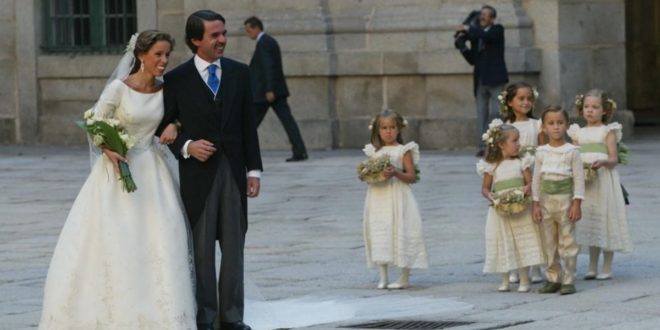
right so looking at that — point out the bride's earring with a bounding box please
[140,60,145,72]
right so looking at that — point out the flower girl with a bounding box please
[498,82,545,283]
[477,120,545,292]
[569,90,632,280]
[361,109,428,289]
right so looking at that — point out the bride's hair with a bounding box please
[129,30,175,75]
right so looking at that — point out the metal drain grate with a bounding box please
[340,320,475,329]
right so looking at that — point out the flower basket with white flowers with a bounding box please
[491,188,531,216]
[357,155,392,184]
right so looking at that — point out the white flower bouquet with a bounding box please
[583,163,598,182]
[357,155,392,184]
[491,188,531,216]
[78,110,137,192]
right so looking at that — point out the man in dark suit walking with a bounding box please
[456,5,509,156]
[244,16,308,162]
[157,10,262,330]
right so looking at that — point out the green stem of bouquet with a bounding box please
[118,161,137,192]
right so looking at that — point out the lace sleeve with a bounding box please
[402,142,420,164]
[567,123,581,143]
[607,122,623,142]
[363,144,376,157]
[92,79,122,118]
[571,148,585,200]
[531,150,543,201]
[476,159,495,177]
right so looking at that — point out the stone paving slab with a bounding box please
[1,129,659,329]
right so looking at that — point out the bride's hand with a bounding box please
[102,148,128,176]
[159,123,178,145]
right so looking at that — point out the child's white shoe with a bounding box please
[509,272,519,283]
[387,268,410,289]
[596,273,612,280]
[377,265,388,289]
[497,284,510,292]
[583,271,597,280]
[517,284,530,292]
[530,266,544,283]
[386,281,409,290]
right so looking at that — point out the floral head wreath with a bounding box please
[368,114,409,131]
[498,87,539,117]
[125,33,139,54]
[482,119,504,147]
[575,94,617,113]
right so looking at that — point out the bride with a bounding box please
[39,30,196,329]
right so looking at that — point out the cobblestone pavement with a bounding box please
[2,129,659,329]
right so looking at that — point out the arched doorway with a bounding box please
[626,0,660,124]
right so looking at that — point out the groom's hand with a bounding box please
[247,177,260,198]
[188,139,216,162]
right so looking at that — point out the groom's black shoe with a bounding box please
[221,321,252,330]
[286,153,308,162]
[196,324,214,330]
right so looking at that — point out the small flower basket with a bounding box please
[357,155,392,184]
[491,188,531,216]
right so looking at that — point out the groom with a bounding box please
[157,10,262,330]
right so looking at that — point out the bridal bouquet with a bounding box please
[77,110,137,192]
[357,155,392,184]
[491,188,531,216]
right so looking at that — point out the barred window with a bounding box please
[43,0,136,53]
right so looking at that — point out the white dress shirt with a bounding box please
[180,55,261,178]
[531,143,584,201]
[256,31,265,43]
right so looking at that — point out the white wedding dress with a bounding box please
[39,80,196,329]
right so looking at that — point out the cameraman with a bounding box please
[456,5,509,157]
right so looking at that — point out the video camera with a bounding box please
[454,10,480,51]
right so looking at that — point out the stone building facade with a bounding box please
[1,0,652,148]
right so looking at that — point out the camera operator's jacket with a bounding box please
[460,24,509,95]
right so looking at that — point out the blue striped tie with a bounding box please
[207,64,219,95]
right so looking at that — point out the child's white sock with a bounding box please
[498,273,510,292]
[517,267,530,292]
[387,268,410,289]
[531,265,543,283]
[601,251,614,276]
[588,246,601,275]
[378,264,388,289]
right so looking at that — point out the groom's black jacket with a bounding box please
[156,57,263,226]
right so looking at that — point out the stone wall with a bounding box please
[3,0,635,146]
[200,0,542,149]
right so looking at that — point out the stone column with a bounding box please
[14,0,39,143]
[0,0,18,143]
[523,0,632,135]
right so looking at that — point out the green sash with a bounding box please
[541,178,574,195]
[493,178,525,193]
[580,143,608,154]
